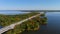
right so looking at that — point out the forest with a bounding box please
[0,12,47,34]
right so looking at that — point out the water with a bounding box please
[46,12,60,34]
[0,10,30,15]
[21,12,60,34]
[0,25,2,29]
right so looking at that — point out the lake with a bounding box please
[0,10,30,15]
[0,11,60,34]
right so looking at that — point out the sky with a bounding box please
[0,0,60,10]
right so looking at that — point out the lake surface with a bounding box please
[0,10,29,15]
[21,12,60,34]
[0,11,60,34]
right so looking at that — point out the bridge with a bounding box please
[0,13,42,34]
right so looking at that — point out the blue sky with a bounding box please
[0,0,60,10]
